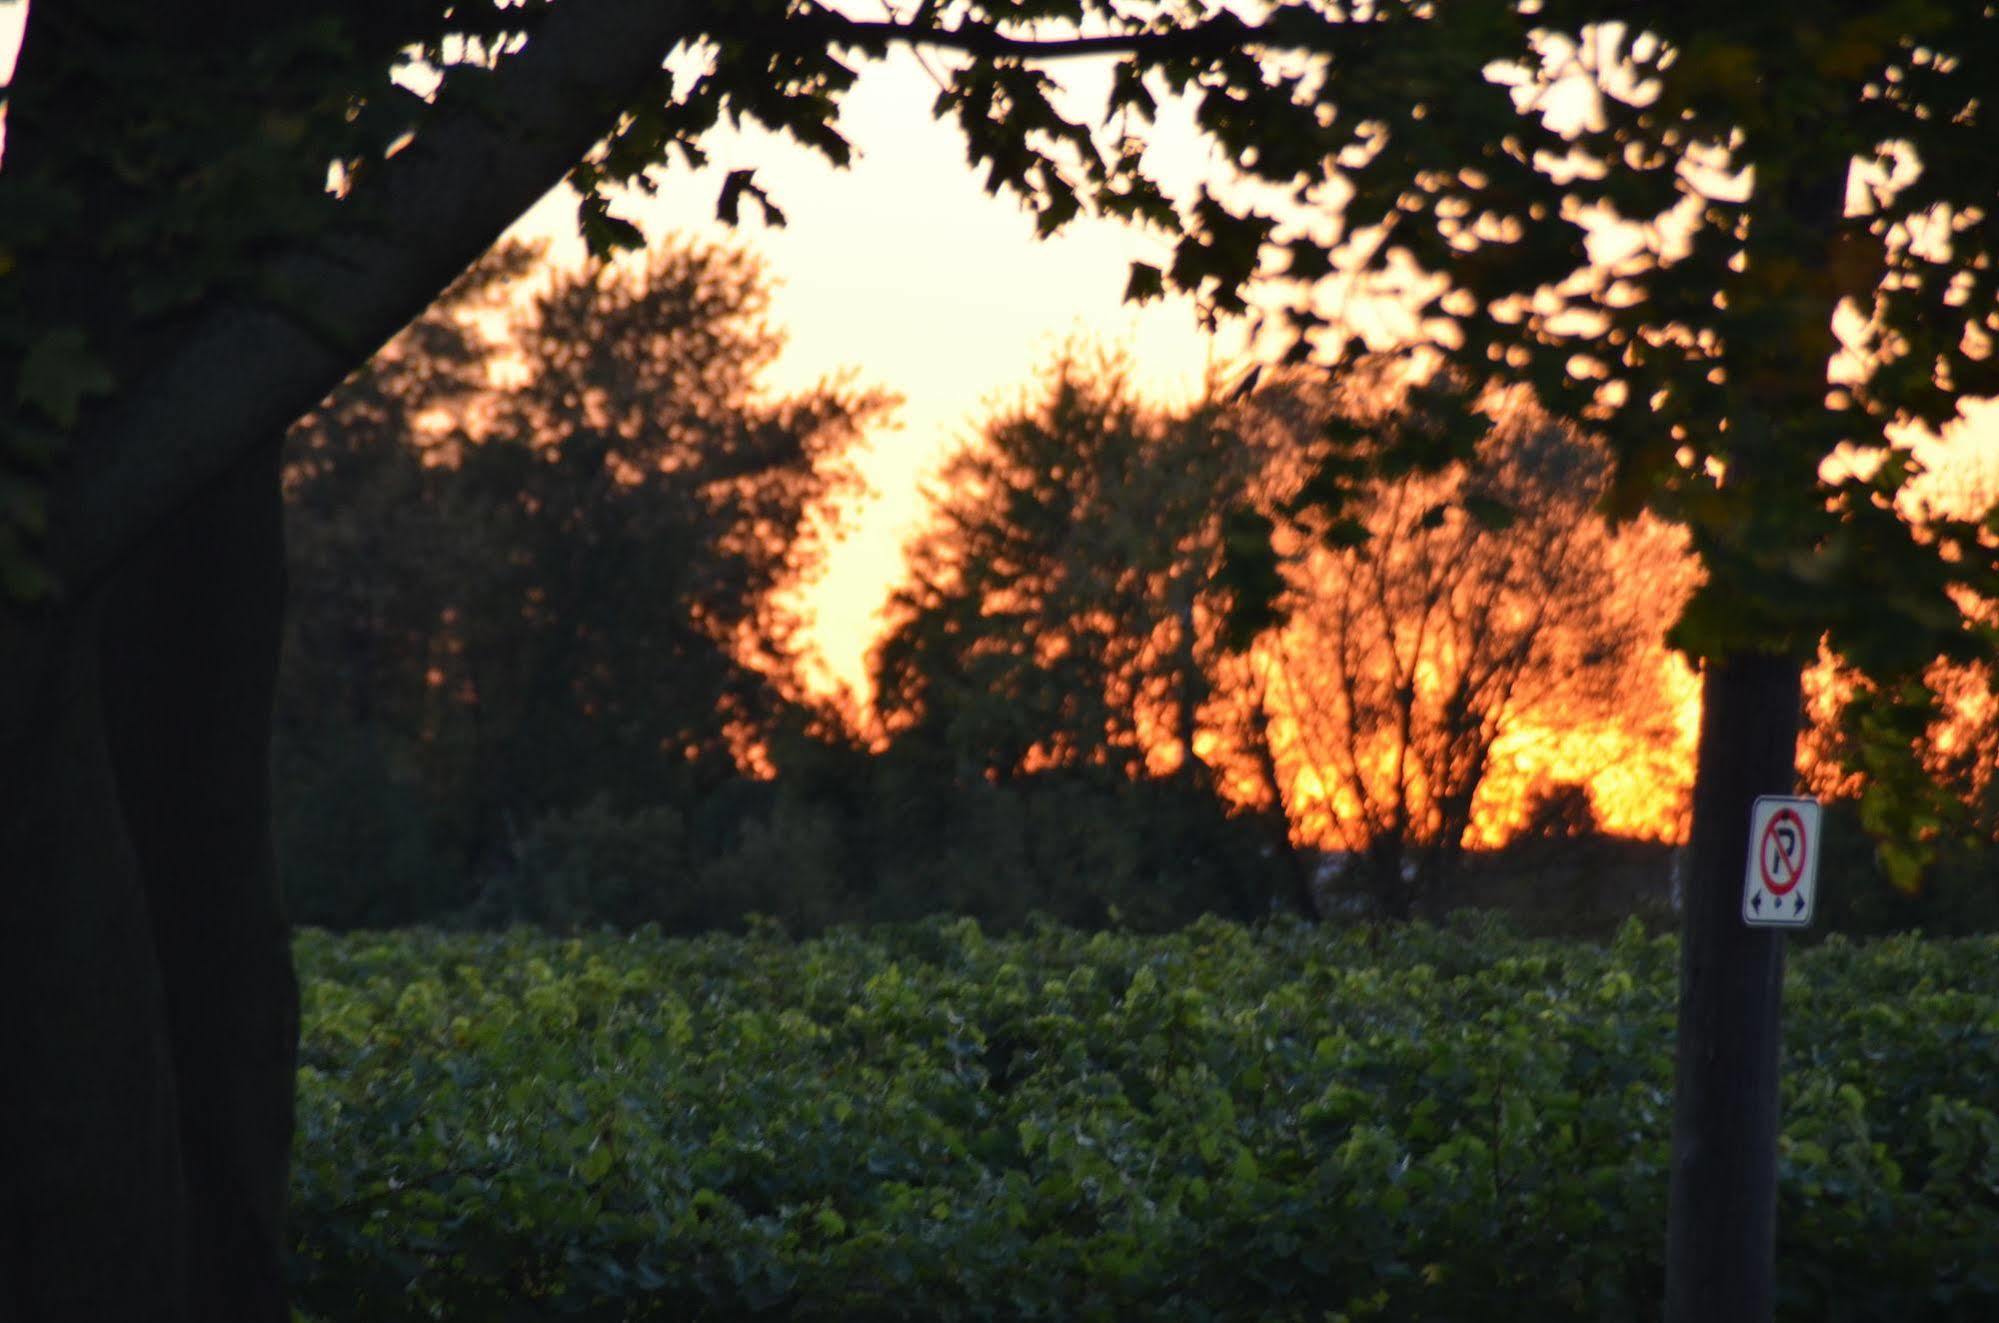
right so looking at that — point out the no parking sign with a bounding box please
[1741,796,1821,928]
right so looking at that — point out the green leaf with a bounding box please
[1283,239,1333,282]
[717,169,788,229]
[576,193,645,258]
[17,327,114,429]
[1123,261,1165,303]
[577,1142,614,1185]
[1463,494,1516,532]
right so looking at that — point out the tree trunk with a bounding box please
[1368,834,1414,922]
[0,602,190,1320]
[1664,651,1802,1323]
[1663,132,1846,1321]
[0,444,296,1321]
[107,442,299,1320]
[1246,690,1316,918]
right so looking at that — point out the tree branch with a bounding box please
[784,3,1263,63]
[51,0,707,596]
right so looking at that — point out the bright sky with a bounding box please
[505,49,1246,696]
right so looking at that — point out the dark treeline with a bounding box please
[278,240,1287,934]
[278,240,1999,939]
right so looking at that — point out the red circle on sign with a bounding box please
[1759,808,1807,896]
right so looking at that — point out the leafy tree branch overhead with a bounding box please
[0,0,1336,596]
[3,0,1990,1047]
[9,2,1994,742]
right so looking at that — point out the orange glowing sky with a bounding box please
[487,43,1996,848]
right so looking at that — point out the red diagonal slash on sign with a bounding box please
[1758,807,1808,896]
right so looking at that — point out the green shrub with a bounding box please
[499,794,695,930]
[1810,803,1999,940]
[290,919,1999,1320]
[689,795,854,935]
[273,727,461,928]
[487,792,861,937]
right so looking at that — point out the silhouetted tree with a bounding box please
[281,241,890,922]
[874,351,1299,918]
[879,354,1232,777]
[881,358,1689,922]
[1244,374,1687,917]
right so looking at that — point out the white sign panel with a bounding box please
[1741,796,1822,928]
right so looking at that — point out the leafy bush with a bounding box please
[290,919,1999,1320]
[273,727,461,928]
[688,795,854,935]
[499,795,694,931]
[1810,802,1999,939]
[860,764,1289,932]
[480,792,859,937]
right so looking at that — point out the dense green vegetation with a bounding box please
[290,918,1999,1320]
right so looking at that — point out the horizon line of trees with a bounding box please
[278,237,1999,938]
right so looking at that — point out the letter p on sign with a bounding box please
[1742,796,1822,929]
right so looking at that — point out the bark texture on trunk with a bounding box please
[1664,651,1802,1323]
[0,443,296,1321]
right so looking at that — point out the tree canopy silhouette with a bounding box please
[874,351,1301,920]
[281,238,889,924]
[878,353,1250,783]
[879,355,1691,919]
[1240,371,1689,917]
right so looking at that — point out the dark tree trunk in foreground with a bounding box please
[0,445,297,1321]
[4,4,299,1313]
[1664,652,1803,1323]
[103,443,300,1320]
[0,594,189,1317]
[3,0,703,1308]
